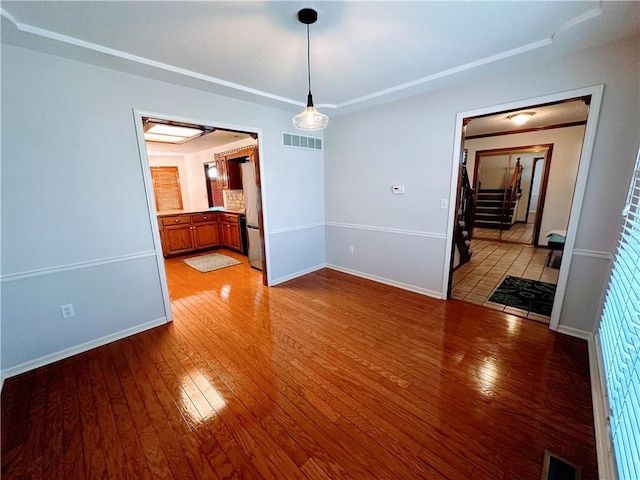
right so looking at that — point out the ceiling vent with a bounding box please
[282,132,322,151]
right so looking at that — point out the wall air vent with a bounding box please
[282,132,323,151]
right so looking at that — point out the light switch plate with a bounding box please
[392,185,405,194]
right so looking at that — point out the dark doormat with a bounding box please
[488,276,556,316]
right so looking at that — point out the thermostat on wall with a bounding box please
[392,185,405,194]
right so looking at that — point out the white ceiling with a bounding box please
[466,98,590,137]
[146,128,253,155]
[2,1,638,116]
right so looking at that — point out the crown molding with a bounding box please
[1,6,603,112]
[0,7,303,108]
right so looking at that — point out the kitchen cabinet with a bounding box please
[160,216,195,256]
[192,213,219,249]
[158,210,244,257]
[219,213,243,251]
[215,156,243,190]
[159,212,219,256]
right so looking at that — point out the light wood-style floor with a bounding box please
[2,249,596,479]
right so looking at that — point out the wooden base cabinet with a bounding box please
[192,214,219,249]
[159,211,244,257]
[160,216,195,256]
[219,213,242,251]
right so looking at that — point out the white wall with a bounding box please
[466,126,586,245]
[1,44,325,374]
[181,139,260,211]
[182,151,209,211]
[477,155,510,190]
[325,34,640,333]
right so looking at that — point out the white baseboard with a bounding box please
[587,334,616,480]
[556,326,615,479]
[555,325,593,340]
[269,263,327,286]
[326,264,441,299]
[0,316,168,381]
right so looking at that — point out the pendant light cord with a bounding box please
[306,24,311,94]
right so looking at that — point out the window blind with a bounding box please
[150,166,183,212]
[599,144,640,480]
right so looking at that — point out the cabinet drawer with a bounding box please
[192,213,217,223]
[160,215,191,226]
[219,213,239,223]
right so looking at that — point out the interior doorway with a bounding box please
[133,111,268,322]
[443,85,604,330]
[471,144,553,246]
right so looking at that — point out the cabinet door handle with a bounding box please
[203,216,208,220]
[175,219,180,223]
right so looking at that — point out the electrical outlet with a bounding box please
[348,245,354,254]
[61,303,75,318]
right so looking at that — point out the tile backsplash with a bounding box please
[223,189,245,211]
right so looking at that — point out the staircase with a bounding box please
[475,189,514,229]
[454,152,475,266]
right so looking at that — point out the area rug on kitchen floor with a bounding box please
[183,253,241,273]
[488,276,556,316]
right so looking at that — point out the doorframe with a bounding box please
[526,156,545,229]
[132,109,270,322]
[472,144,553,246]
[442,84,604,331]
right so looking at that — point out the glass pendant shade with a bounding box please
[293,93,329,130]
[293,9,328,131]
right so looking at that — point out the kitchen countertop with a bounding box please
[157,207,245,217]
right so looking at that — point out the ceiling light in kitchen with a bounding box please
[144,123,204,144]
[507,112,536,125]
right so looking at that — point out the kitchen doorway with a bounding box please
[443,85,604,330]
[133,111,268,321]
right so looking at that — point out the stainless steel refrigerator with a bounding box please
[241,162,262,270]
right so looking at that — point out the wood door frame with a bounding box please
[472,144,554,246]
[132,110,270,323]
[442,84,604,332]
[204,164,214,207]
[525,156,545,225]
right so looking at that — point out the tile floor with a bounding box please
[473,223,535,244]
[451,234,560,323]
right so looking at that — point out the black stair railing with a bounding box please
[454,154,475,266]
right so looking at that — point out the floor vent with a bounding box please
[541,451,581,480]
[282,132,322,151]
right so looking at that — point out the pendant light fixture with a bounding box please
[293,8,329,130]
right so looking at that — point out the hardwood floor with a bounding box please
[2,249,597,479]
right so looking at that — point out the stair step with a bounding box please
[475,206,504,213]
[477,194,504,201]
